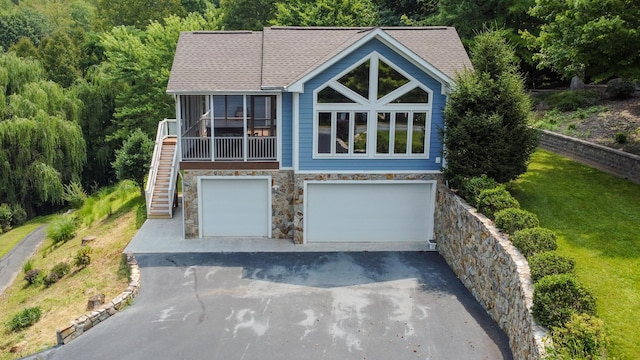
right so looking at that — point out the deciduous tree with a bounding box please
[273,0,378,27]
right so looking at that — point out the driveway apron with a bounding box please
[34,252,512,360]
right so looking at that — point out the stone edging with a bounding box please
[434,185,548,359]
[539,129,640,183]
[56,254,140,345]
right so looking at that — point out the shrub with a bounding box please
[529,252,575,283]
[543,90,599,111]
[45,261,71,286]
[533,274,597,328]
[606,78,636,100]
[136,203,147,229]
[549,313,608,359]
[24,269,42,286]
[476,186,520,219]
[22,259,34,273]
[494,208,540,234]
[47,215,78,244]
[10,203,27,226]
[74,246,92,268]
[615,132,628,144]
[460,175,499,207]
[62,181,88,209]
[0,203,12,233]
[511,227,557,257]
[6,307,42,332]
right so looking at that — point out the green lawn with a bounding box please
[510,150,640,359]
[0,215,54,259]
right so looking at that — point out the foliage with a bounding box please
[22,259,33,273]
[0,53,86,216]
[614,132,628,145]
[529,252,575,283]
[511,226,556,257]
[6,306,41,332]
[494,208,539,235]
[39,29,82,88]
[99,12,220,143]
[533,274,597,328]
[95,0,188,30]
[458,175,499,208]
[0,8,52,49]
[23,269,42,286]
[475,186,520,219]
[525,0,640,81]
[136,203,147,229]
[112,129,154,192]
[273,0,378,27]
[11,203,27,226]
[606,78,636,100]
[45,261,71,286]
[548,313,608,360]
[443,30,538,184]
[74,246,92,268]
[0,203,11,233]
[63,181,88,209]
[220,0,276,30]
[536,90,600,112]
[46,215,77,244]
[376,0,439,26]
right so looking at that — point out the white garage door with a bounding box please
[305,182,433,243]
[200,178,270,237]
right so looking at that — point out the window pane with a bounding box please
[394,112,408,154]
[353,112,367,154]
[338,60,370,99]
[378,60,409,99]
[390,87,429,103]
[411,113,426,154]
[336,112,350,153]
[318,112,332,154]
[376,112,391,154]
[318,86,355,103]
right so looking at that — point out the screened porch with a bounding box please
[178,94,277,161]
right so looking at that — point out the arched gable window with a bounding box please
[313,53,432,158]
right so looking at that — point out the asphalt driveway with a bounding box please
[33,252,512,360]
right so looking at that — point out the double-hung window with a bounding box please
[314,53,432,158]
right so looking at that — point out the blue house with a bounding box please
[146,26,471,244]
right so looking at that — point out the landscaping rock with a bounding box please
[87,293,105,310]
[81,235,96,246]
[10,341,28,353]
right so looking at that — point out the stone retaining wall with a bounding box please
[434,185,547,360]
[56,254,141,345]
[539,130,640,183]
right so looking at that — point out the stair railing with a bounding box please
[145,119,177,216]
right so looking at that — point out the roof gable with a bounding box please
[167,27,471,94]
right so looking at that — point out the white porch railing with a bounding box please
[145,119,178,215]
[181,136,276,161]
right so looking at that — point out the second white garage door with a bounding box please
[200,177,271,237]
[305,181,434,243]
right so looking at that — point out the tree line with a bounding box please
[0,0,638,220]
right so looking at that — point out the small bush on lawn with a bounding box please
[0,203,12,233]
[22,259,34,273]
[548,313,608,359]
[47,215,78,244]
[511,227,557,257]
[460,175,499,207]
[533,274,597,328]
[615,132,628,144]
[44,262,71,286]
[476,186,520,219]
[529,252,575,283]
[494,208,540,235]
[74,246,92,268]
[11,203,27,226]
[543,90,600,111]
[62,181,88,209]
[24,269,42,286]
[606,78,636,100]
[6,306,42,332]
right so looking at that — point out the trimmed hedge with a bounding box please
[549,313,608,359]
[494,208,540,235]
[529,252,575,283]
[533,274,597,328]
[476,186,520,219]
[460,175,499,207]
[511,227,557,257]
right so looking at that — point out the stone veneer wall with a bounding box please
[56,254,140,345]
[182,170,294,238]
[292,173,442,244]
[434,185,547,360]
[539,129,640,183]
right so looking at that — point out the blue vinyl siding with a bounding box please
[281,92,293,167]
[297,38,446,172]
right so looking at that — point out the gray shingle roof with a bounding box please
[167,27,471,93]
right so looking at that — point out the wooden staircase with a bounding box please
[148,137,177,218]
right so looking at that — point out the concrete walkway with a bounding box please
[125,207,435,254]
[0,225,46,295]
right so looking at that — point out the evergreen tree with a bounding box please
[112,129,154,194]
[443,30,538,187]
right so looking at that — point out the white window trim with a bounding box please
[312,52,433,160]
